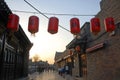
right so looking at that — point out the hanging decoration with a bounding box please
[69,50,73,55]
[90,18,101,35]
[70,18,80,35]
[48,17,59,34]
[75,45,81,52]
[104,17,115,32]
[7,13,116,36]
[28,15,39,35]
[7,14,19,32]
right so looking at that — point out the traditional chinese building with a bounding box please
[55,0,120,80]
[86,0,120,80]
[0,1,32,80]
[55,22,91,78]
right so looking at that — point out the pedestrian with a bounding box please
[61,67,66,78]
[65,65,69,74]
[58,68,62,75]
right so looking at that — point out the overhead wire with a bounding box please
[23,0,95,33]
[12,10,96,17]
[24,0,70,32]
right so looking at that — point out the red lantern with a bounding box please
[75,45,80,52]
[69,50,73,55]
[28,16,39,34]
[90,18,100,35]
[104,17,115,32]
[7,14,19,32]
[48,17,59,34]
[70,18,80,35]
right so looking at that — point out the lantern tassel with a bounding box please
[31,33,36,37]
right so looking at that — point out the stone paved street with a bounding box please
[27,70,75,80]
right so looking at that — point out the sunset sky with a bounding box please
[5,0,101,64]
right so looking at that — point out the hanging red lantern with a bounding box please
[90,18,101,35]
[104,17,115,32]
[7,14,19,32]
[28,16,39,34]
[69,50,73,55]
[48,17,59,34]
[75,45,81,52]
[70,18,80,35]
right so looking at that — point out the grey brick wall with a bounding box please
[86,0,120,80]
[87,36,120,80]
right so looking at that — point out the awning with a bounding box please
[63,55,70,59]
[55,58,63,63]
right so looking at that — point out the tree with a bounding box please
[32,54,40,62]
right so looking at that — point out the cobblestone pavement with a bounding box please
[28,70,75,80]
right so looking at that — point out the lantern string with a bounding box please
[24,0,71,32]
[12,10,95,17]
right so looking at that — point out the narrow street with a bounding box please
[2,0,120,80]
[28,70,75,80]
